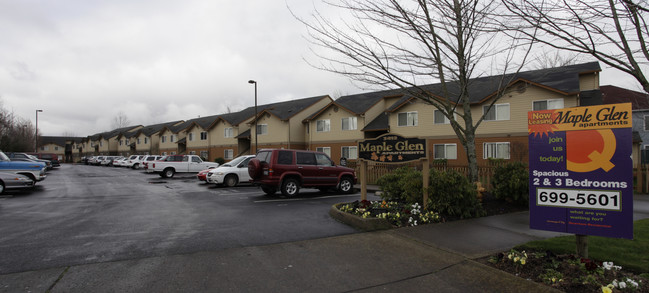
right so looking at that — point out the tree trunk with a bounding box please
[465,131,479,183]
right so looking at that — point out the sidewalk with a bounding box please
[2,194,647,292]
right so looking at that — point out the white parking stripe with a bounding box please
[253,193,360,203]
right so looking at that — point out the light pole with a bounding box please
[248,80,258,154]
[35,109,43,152]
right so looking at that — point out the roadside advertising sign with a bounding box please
[528,103,633,239]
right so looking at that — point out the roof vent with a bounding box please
[517,83,527,93]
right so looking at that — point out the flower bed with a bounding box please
[332,200,442,229]
[486,249,648,293]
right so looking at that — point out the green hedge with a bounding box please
[376,167,485,219]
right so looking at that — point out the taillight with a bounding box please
[152,163,155,168]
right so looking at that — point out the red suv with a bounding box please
[248,149,356,197]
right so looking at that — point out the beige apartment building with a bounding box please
[62,62,613,168]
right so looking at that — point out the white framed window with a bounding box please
[200,151,208,159]
[257,124,268,135]
[54,146,59,151]
[171,135,176,142]
[224,149,233,159]
[137,138,141,144]
[341,146,358,159]
[483,104,510,121]
[161,136,167,143]
[398,112,418,126]
[162,152,167,156]
[119,140,123,146]
[434,110,450,124]
[100,141,103,147]
[644,116,649,131]
[316,147,331,157]
[171,151,176,155]
[533,99,564,111]
[341,117,357,130]
[316,119,331,132]
[433,144,457,159]
[224,127,233,138]
[189,151,196,155]
[144,137,148,144]
[483,142,510,159]
[188,133,194,141]
[126,139,130,145]
[200,131,207,140]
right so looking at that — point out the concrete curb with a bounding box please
[329,203,393,231]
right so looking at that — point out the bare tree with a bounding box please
[111,111,131,129]
[502,0,649,92]
[529,50,585,70]
[294,0,535,181]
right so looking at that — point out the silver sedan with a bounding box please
[0,172,35,194]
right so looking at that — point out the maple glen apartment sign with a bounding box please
[528,103,634,239]
[358,134,426,163]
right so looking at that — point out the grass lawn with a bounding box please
[515,218,649,274]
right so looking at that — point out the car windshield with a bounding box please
[27,154,38,160]
[0,152,9,161]
[223,156,247,167]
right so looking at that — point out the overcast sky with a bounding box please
[0,0,643,137]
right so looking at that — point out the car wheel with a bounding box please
[261,186,276,196]
[224,175,238,187]
[0,181,4,194]
[338,177,354,194]
[281,178,300,197]
[133,163,139,169]
[163,168,175,178]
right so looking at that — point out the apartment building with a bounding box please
[60,62,637,168]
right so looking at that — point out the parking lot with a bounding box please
[0,164,373,275]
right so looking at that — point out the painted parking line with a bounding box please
[253,193,361,203]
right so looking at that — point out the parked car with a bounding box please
[0,171,35,194]
[91,156,106,166]
[100,156,117,166]
[0,151,47,182]
[207,155,255,187]
[28,153,60,167]
[143,155,164,173]
[196,169,211,182]
[247,149,356,197]
[6,152,52,170]
[113,157,128,167]
[125,155,145,169]
[150,155,219,178]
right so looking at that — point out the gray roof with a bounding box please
[416,61,601,104]
[362,113,390,132]
[259,95,331,121]
[138,120,184,137]
[336,62,602,115]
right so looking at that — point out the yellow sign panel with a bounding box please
[528,103,632,134]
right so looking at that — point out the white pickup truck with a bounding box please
[150,155,219,178]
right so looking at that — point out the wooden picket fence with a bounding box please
[349,160,647,193]
[347,161,498,190]
[634,166,649,194]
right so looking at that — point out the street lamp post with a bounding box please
[35,109,43,152]
[248,80,258,154]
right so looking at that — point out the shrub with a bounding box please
[214,157,226,165]
[427,169,485,219]
[492,161,529,206]
[376,167,423,204]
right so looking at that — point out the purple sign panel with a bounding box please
[528,103,633,239]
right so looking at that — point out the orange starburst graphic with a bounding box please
[528,110,559,138]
